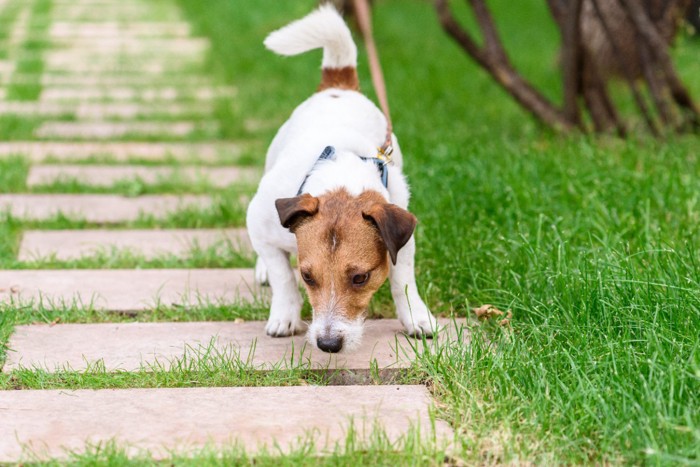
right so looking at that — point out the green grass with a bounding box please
[175,0,700,463]
[5,0,52,100]
[0,0,699,463]
[15,427,451,466]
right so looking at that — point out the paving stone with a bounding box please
[0,101,215,118]
[45,62,202,74]
[26,165,259,188]
[3,319,466,373]
[0,385,452,461]
[34,121,218,139]
[39,74,219,87]
[50,8,182,22]
[40,86,235,101]
[44,53,206,69]
[0,269,258,312]
[0,194,213,222]
[18,228,252,261]
[49,37,209,52]
[49,22,192,38]
[0,142,245,163]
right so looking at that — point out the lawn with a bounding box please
[1,0,698,463]
[177,0,700,463]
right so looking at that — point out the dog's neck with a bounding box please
[298,148,390,201]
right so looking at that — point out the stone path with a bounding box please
[0,194,213,222]
[0,142,245,163]
[3,318,466,373]
[0,101,216,118]
[18,228,252,260]
[34,121,219,139]
[0,386,452,461]
[0,269,259,311]
[26,165,259,188]
[0,0,456,461]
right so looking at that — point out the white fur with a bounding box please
[264,4,356,69]
[247,6,437,348]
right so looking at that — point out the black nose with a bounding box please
[317,335,343,353]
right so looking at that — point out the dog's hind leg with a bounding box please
[254,257,269,286]
[389,235,438,337]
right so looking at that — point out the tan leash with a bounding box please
[352,0,394,161]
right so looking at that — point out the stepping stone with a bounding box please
[0,269,258,312]
[18,228,252,261]
[52,10,180,22]
[49,37,209,53]
[3,319,466,373]
[0,101,215,118]
[49,22,192,38]
[40,74,219,87]
[0,194,213,222]
[26,165,259,188]
[0,142,245,163]
[40,86,235,101]
[0,385,452,461]
[44,54,206,70]
[45,62,203,74]
[34,121,218,139]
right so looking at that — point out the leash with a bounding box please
[295,2,395,197]
[352,0,394,162]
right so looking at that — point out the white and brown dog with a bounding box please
[246,5,437,353]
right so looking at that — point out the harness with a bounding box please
[296,145,391,196]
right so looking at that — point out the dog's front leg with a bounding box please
[389,235,438,337]
[257,246,306,337]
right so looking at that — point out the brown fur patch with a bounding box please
[293,189,392,320]
[318,66,360,92]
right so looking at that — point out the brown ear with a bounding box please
[275,194,319,232]
[362,203,417,265]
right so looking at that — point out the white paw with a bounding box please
[265,316,307,337]
[398,302,438,337]
[255,257,269,286]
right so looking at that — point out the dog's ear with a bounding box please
[362,203,417,265]
[275,194,319,232]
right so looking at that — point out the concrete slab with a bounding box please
[49,22,192,38]
[44,62,203,74]
[26,165,259,188]
[49,37,209,52]
[38,74,218,87]
[34,121,218,139]
[3,319,467,373]
[0,269,259,312]
[0,142,245,163]
[0,385,452,461]
[0,101,215,118]
[44,54,206,70]
[18,228,252,261]
[0,194,213,222]
[40,86,235,101]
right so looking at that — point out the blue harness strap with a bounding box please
[296,146,336,196]
[296,145,389,196]
[359,155,389,189]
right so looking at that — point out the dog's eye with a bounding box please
[351,272,370,286]
[301,271,316,286]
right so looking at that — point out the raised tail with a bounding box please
[264,5,360,91]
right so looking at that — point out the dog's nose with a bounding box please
[317,335,343,353]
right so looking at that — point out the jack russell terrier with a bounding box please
[246,5,437,353]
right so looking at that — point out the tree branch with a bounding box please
[434,0,573,130]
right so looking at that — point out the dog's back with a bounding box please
[264,5,359,91]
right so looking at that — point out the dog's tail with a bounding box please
[264,5,359,91]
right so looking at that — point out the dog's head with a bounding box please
[275,188,416,353]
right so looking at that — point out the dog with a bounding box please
[246,5,437,353]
